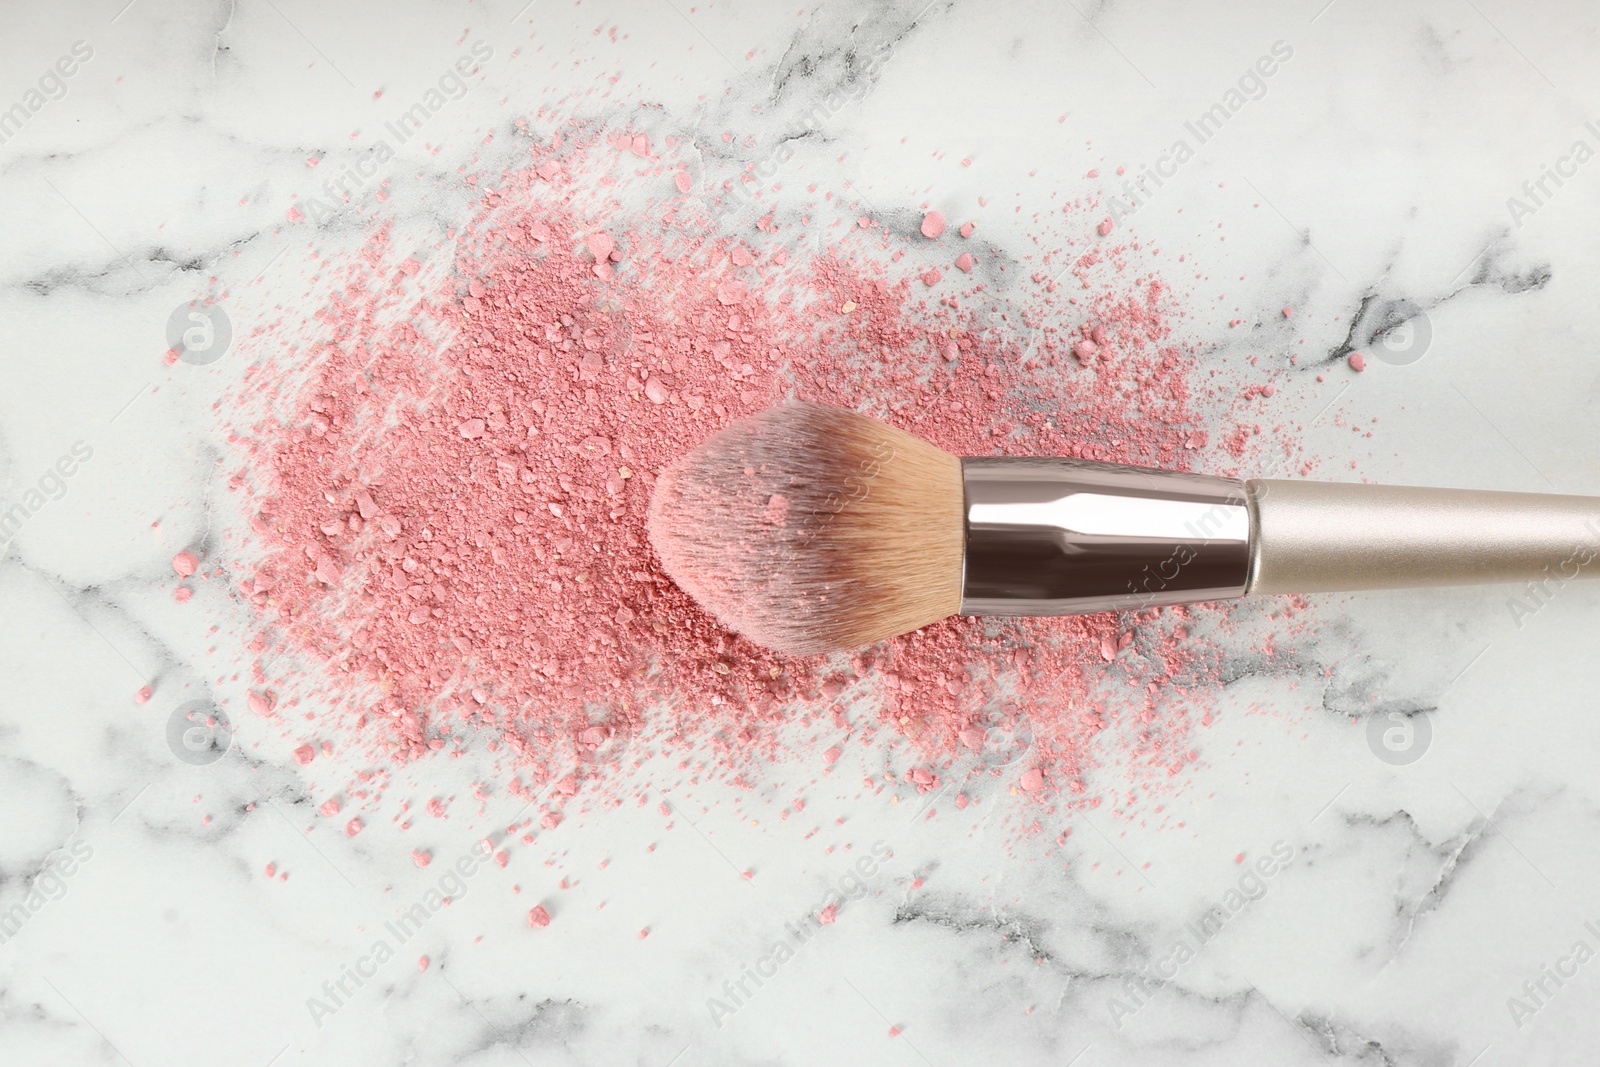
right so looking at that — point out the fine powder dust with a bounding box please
[224,123,1277,822]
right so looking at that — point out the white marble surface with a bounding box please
[5,1,1600,1064]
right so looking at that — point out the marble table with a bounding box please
[3,1,1599,1064]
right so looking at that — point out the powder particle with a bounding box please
[1281,306,1293,318]
[921,268,942,286]
[528,905,552,928]
[320,798,341,816]
[959,222,974,238]
[920,211,946,238]
[345,818,364,837]
[1020,768,1045,791]
[954,253,974,273]
[418,956,430,972]
[1348,352,1367,372]
[293,744,316,765]
[172,552,199,577]
[412,849,432,868]
[818,904,837,924]
[134,685,152,704]
[587,232,615,261]
[1097,218,1114,236]
[674,171,692,194]
[174,587,193,603]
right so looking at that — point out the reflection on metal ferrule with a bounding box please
[958,457,1253,616]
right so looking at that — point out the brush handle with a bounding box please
[1245,479,1600,595]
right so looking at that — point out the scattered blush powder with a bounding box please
[223,121,1303,837]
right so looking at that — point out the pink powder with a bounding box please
[223,123,1274,825]
[174,587,193,603]
[134,685,152,704]
[528,905,551,928]
[920,211,946,239]
[1348,352,1367,372]
[954,253,973,273]
[959,222,974,238]
[345,818,364,837]
[320,798,341,816]
[412,849,432,868]
[172,552,198,577]
[818,904,837,924]
[418,956,430,972]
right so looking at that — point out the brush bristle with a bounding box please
[647,402,964,656]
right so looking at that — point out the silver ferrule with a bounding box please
[959,457,1253,615]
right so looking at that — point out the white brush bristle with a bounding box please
[647,402,964,655]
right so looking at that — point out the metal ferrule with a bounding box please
[959,457,1253,616]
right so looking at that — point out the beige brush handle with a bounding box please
[1245,479,1600,595]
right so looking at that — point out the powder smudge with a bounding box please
[225,122,1270,829]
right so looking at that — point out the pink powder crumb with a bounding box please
[920,211,946,239]
[1348,352,1367,372]
[286,206,303,223]
[1020,768,1045,792]
[162,347,180,365]
[320,798,341,817]
[818,904,838,925]
[954,253,974,273]
[824,745,842,765]
[264,863,276,878]
[674,171,692,194]
[1097,218,1114,236]
[293,743,315,765]
[889,1027,902,1037]
[426,797,449,818]
[638,927,650,939]
[174,587,193,603]
[528,905,552,928]
[1281,306,1293,319]
[587,232,615,261]
[172,552,198,577]
[418,956,430,972]
[346,818,364,837]
[412,849,432,868]
[134,685,153,704]
[921,268,942,286]
[763,494,790,527]
[955,794,969,809]
[959,221,974,238]
[1234,852,1245,864]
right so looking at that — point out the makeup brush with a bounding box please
[647,401,1600,656]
